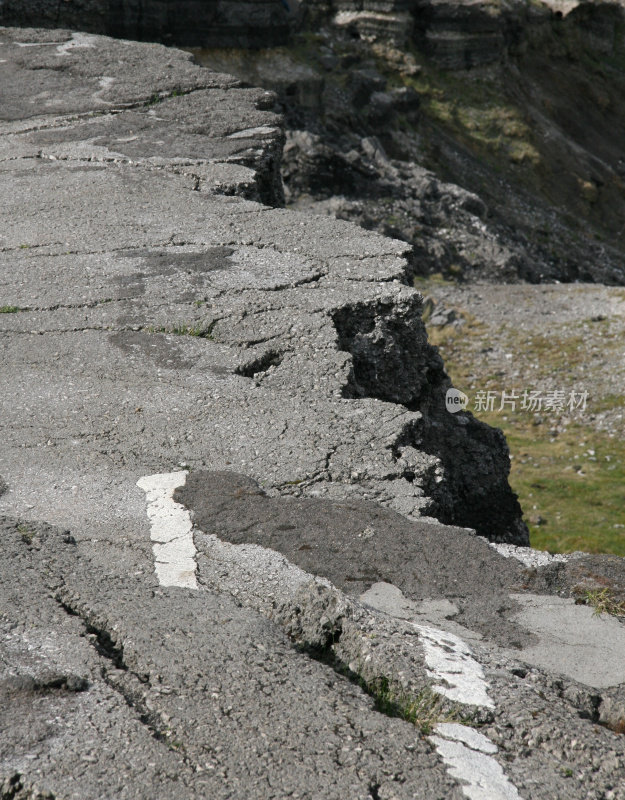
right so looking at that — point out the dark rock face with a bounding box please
[413,0,516,70]
[232,2,625,285]
[303,0,520,65]
[332,294,527,543]
[281,127,533,282]
[0,0,292,48]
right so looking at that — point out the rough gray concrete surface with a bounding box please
[0,25,526,541]
[1,26,625,800]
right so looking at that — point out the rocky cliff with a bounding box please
[3,1,625,283]
[0,0,292,47]
[198,0,625,284]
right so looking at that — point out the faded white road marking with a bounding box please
[15,42,58,48]
[431,725,521,800]
[136,471,197,589]
[56,33,96,56]
[412,623,494,709]
[227,126,279,139]
[360,582,522,799]
[435,723,498,754]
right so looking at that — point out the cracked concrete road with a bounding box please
[1,26,625,800]
[0,26,529,545]
[1,517,468,800]
[3,472,625,799]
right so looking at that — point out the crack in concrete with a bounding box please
[0,242,66,253]
[51,591,196,771]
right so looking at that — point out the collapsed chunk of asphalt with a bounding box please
[175,470,533,647]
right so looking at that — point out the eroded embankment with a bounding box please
[190,0,625,286]
[0,26,526,547]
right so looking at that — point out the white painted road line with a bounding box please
[360,582,523,799]
[435,723,498,754]
[137,471,198,590]
[412,623,495,709]
[56,32,97,56]
[489,541,574,568]
[431,724,522,800]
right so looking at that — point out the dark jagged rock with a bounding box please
[332,292,527,542]
[198,1,625,285]
[0,0,292,48]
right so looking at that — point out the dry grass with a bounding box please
[578,587,625,618]
[418,283,625,556]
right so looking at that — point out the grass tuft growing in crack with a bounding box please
[282,594,475,737]
[302,637,473,734]
[358,676,470,735]
[146,321,215,339]
[0,305,27,313]
[17,523,35,546]
[577,587,625,618]
[144,87,189,107]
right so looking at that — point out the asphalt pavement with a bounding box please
[1,26,624,800]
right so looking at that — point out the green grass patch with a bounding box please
[144,92,163,106]
[0,305,27,313]
[482,415,625,556]
[419,292,625,556]
[578,587,625,618]
[392,57,541,171]
[17,523,35,545]
[360,677,471,735]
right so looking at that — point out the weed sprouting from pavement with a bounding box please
[146,322,215,339]
[358,676,470,735]
[579,588,625,618]
[144,87,187,107]
[17,523,35,545]
[0,305,26,313]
